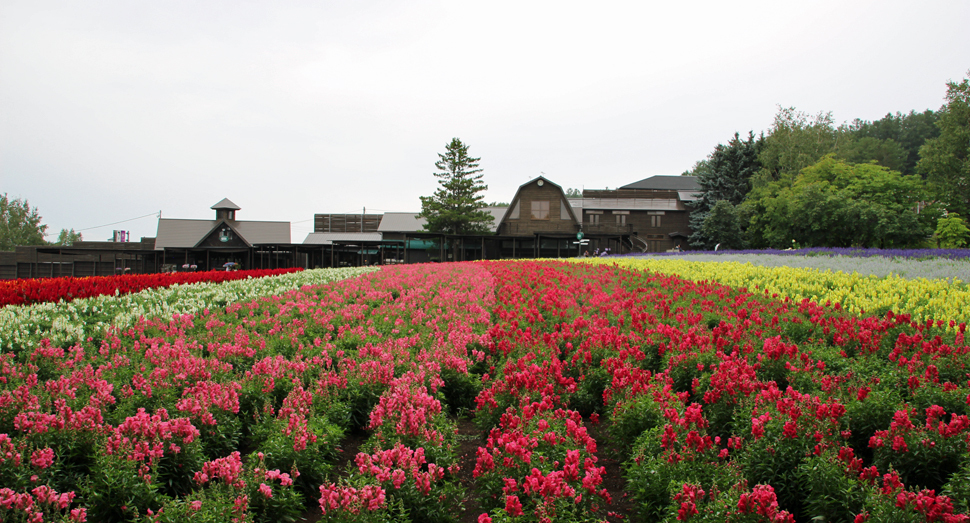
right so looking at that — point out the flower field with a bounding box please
[591,257,970,329]
[0,269,306,308]
[1,260,969,522]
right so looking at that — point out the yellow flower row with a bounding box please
[577,257,969,329]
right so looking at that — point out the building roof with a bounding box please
[678,190,701,202]
[620,175,700,191]
[211,198,241,210]
[303,232,383,245]
[578,197,684,211]
[484,207,504,232]
[498,176,580,226]
[155,218,290,249]
[375,208,505,234]
[377,213,426,233]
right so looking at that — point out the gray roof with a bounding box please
[155,218,290,249]
[375,208,504,234]
[678,190,702,202]
[620,175,700,191]
[211,198,241,210]
[578,197,684,211]
[377,213,426,233]
[303,232,383,245]
[484,207,504,232]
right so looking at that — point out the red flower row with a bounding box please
[0,268,302,307]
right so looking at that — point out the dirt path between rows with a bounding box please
[300,416,638,523]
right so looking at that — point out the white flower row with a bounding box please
[0,267,378,353]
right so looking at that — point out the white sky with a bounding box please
[1,0,968,242]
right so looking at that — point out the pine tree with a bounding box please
[419,138,494,235]
[688,132,762,249]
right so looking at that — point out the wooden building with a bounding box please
[153,199,293,271]
[0,239,161,280]
[573,175,700,253]
[1,176,703,280]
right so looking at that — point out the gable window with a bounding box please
[531,201,550,220]
[509,201,520,220]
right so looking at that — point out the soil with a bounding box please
[295,427,369,523]
[586,417,638,523]
[456,418,487,522]
[299,416,639,523]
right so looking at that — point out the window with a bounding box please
[531,201,549,220]
[616,214,626,225]
[651,215,662,228]
[589,213,600,225]
[509,201,520,219]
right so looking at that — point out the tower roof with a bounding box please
[210,198,241,211]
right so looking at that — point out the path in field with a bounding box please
[587,418,637,523]
[456,418,486,523]
[453,416,636,523]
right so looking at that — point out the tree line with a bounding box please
[686,71,970,250]
[0,194,82,251]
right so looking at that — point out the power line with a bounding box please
[77,211,160,232]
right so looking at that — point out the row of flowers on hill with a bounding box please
[2,259,970,522]
[0,267,377,353]
[0,263,492,522]
[0,268,305,308]
[585,257,970,329]
[474,260,969,522]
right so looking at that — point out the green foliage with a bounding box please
[81,454,167,522]
[838,136,909,173]
[755,107,844,186]
[741,156,934,248]
[797,450,866,523]
[682,158,713,178]
[0,193,48,251]
[609,393,664,452]
[689,132,762,249]
[439,366,483,417]
[698,200,745,251]
[53,228,83,246]
[918,71,970,217]
[943,458,970,514]
[418,138,494,235]
[251,416,342,500]
[625,427,744,522]
[843,387,903,463]
[845,110,941,176]
[936,213,970,248]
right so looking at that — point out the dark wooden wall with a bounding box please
[498,181,580,236]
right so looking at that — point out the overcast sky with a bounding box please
[1,1,968,242]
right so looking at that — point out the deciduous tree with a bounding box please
[755,107,844,186]
[53,228,83,246]
[742,156,934,248]
[918,72,970,218]
[935,213,970,248]
[0,193,48,251]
